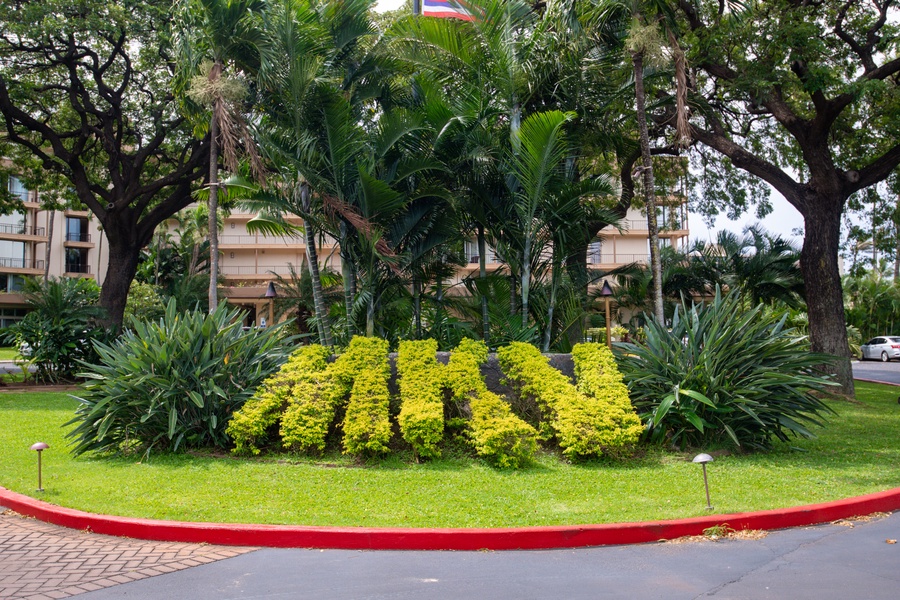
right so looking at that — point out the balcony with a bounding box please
[0,222,47,242]
[65,232,92,243]
[0,257,45,275]
[64,263,92,275]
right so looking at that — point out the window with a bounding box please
[65,247,90,273]
[7,176,30,203]
[0,240,26,268]
[66,217,90,242]
[0,275,25,294]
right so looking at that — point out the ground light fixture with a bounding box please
[692,453,714,510]
[30,441,49,492]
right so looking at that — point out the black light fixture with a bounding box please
[263,281,277,327]
[30,442,49,492]
[599,280,614,348]
[265,281,277,298]
[692,453,714,510]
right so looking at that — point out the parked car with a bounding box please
[859,336,900,362]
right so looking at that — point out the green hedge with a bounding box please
[449,339,537,467]
[396,339,445,459]
[498,342,640,458]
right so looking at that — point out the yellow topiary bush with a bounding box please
[396,339,445,459]
[227,344,333,455]
[448,339,537,467]
[498,342,640,458]
[337,337,392,456]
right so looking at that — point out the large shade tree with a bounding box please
[0,0,210,328]
[672,0,900,394]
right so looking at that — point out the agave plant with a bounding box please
[66,299,292,457]
[618,288,837,450]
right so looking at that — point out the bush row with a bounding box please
[498,342,642,458]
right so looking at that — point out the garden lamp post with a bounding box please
[599,280,614,348]
[30,442,49,492]
[264,281,277,327]
[692,453,714,510]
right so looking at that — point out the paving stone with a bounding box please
[0,509,258,599]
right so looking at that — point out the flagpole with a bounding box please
[413,0,421,16]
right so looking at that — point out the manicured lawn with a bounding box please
[0,383,898,528]
[0,346,20,360]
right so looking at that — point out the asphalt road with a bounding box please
[852,359,900,386]
[74,513,900,600]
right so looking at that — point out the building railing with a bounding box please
[64,263,91,274]
[221,264,299,276]
[587,253,650,265]
[0,223,46,237]
[0,257,45,270]
[65,232,92,243]
[603,219,688,232]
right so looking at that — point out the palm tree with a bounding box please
[175,0,268,312]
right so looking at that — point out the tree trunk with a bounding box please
[301,183,332,348]
[339,221,356,338]
[207,108,220,313]
[43,210,54,280]
[477,224,489,345]
[799,196,855,396]
[98,239,143,330]
[632,50,665,324]
[521,238,531,327]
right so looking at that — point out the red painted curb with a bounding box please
[2,485,898,550]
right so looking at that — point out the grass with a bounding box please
[0,382,898,528]
[0,346,20,361]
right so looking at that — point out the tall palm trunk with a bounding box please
[477,224,489,345]
[632,50,664,323]
[521,238,532,327]
[340,221,356,338]
[301,183,332,347]
[208,104,220,313]
[43,210,54,280]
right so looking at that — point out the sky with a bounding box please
[373,0,808,246]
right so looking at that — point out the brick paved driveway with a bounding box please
[0,508,257,600]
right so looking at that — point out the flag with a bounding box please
[421,0,475,21]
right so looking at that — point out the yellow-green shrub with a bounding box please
[342,368,392,455]
[337,337,392,455]
[227,345,332,455]
[396,339,445,459]
[498,342,638,458]
[571,343,643,452]
[449,339,537,467]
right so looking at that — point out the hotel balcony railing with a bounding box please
[65,263,91,274]
[0,257,45,269]
[65,232,92,243]
[221,264,299,276]
[0,223,45,236]
[587,253,650,265]
[605,219,687,232]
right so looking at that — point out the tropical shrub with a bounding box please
[448,339,537,467]
[499,342,641,458]
[396,339,445,459]
[618,288,836,450]
[335,337,392,455]
[227,345,334,455]
[342,368,392,455]
[124,281,165,323]
[67,300,291,456]
[571,343,643,452]
[3,276,107,382]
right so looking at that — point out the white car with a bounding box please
[859,336,900,362]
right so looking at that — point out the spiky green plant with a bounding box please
[619,288,837,450]
[66,299,291,457]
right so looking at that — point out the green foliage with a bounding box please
[66,299,291,456]
[334,337,392,456]
[449,339,537,468]
[396,340,445,459]
[571,343,644,452]
[3,277,107,382]
[227,345,334,455]
[342,369,392,456]
[499,342,640,458]
[124,281,165,323]
[619,288,837,450]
